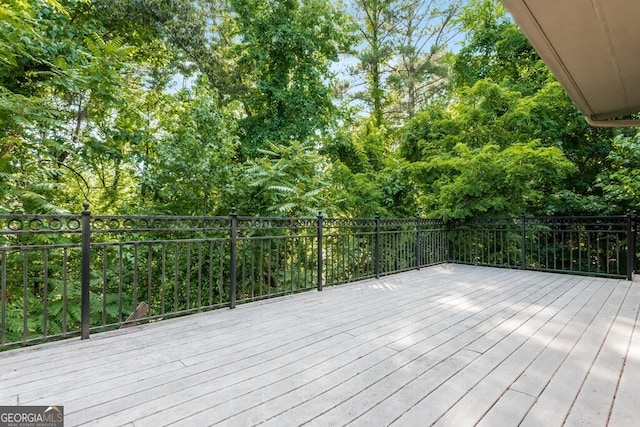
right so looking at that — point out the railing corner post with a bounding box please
[81,202,91,340]
[229,207,238,308]
[317,211,323,291]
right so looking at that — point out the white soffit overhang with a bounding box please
[501,0,640,127]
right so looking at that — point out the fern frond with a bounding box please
[302,188,323,198]
[274,202,298,213]
[267,185,296,194]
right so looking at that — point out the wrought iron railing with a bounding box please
[0,206,636,350]
[447,214,637,278]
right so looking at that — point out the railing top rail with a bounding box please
[0,212,629,238]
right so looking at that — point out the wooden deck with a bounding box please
[1,264,639,426]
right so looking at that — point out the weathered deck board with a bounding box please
[0,264,638,426]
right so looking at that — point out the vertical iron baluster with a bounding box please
[627,212,635,280]
[553,228,558,271]
[350,231,354,278]
[277,236,282,292]
[102,246,108,326]
[148,244,153,317]
[327,232,336,285]
[186,243,191,310]
[616,231,621,276]
[504,226,509,266]
[241,237,247,300]
[62,248,68,335]
[229,208,237,309]
[428,230,432,265]
[268,238,273,296]
[586,227,591,273]
[572,223,578,271]
[22,249,28,342]
[81,203,91,340]
[374,214,380,279]
[118,244,123,324]
[608,232,613,276]
[327,232,332,285]
[42,249,48,338]
[398,229,402,271]
[1,251,5,345]
[561,228,565,270]
[577,224,582,272]
[545,227,550,271]
[400,227,404,271]
[480,226,485,265]
[239,237,244,301]
[208,242,213,307]
[633,216,638,274]
[340,231,344,282]
[284,234,289,292]
[493,228,497,266]
[291,232,296,292]
[520,214,527,270]
[259,238,264,297]
[132,243,139,314]
[348,229,352,280]
[131,243,140,312]
[173,243,179,312]
[463,230,467,264]
[254,238,259,298]
[161,243,167,315]
[297,234,302,290]
[391,229,395,272]
[218,241,224,305]
[537,225,541,269]
[594,222,598,274]
[197,242,202,309]
[302,235,307,289]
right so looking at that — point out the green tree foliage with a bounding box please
[594,132,640,214]
[243,140,328,216]
[322,119,416,217]
[400,79,583,219]
[231,0,352,157]
[453,0,547,93]
[139,81,239,215]
[407,141,575,219]
[386,0,460,121]
[322,121,388,217]
[0,0,165,213]
[0,0,634,222]
[400,0,627,219]
[349,0,396,128]
[0,0,69,213]
[348,0,459,128]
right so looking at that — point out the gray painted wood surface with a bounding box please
[1,264,638,426]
